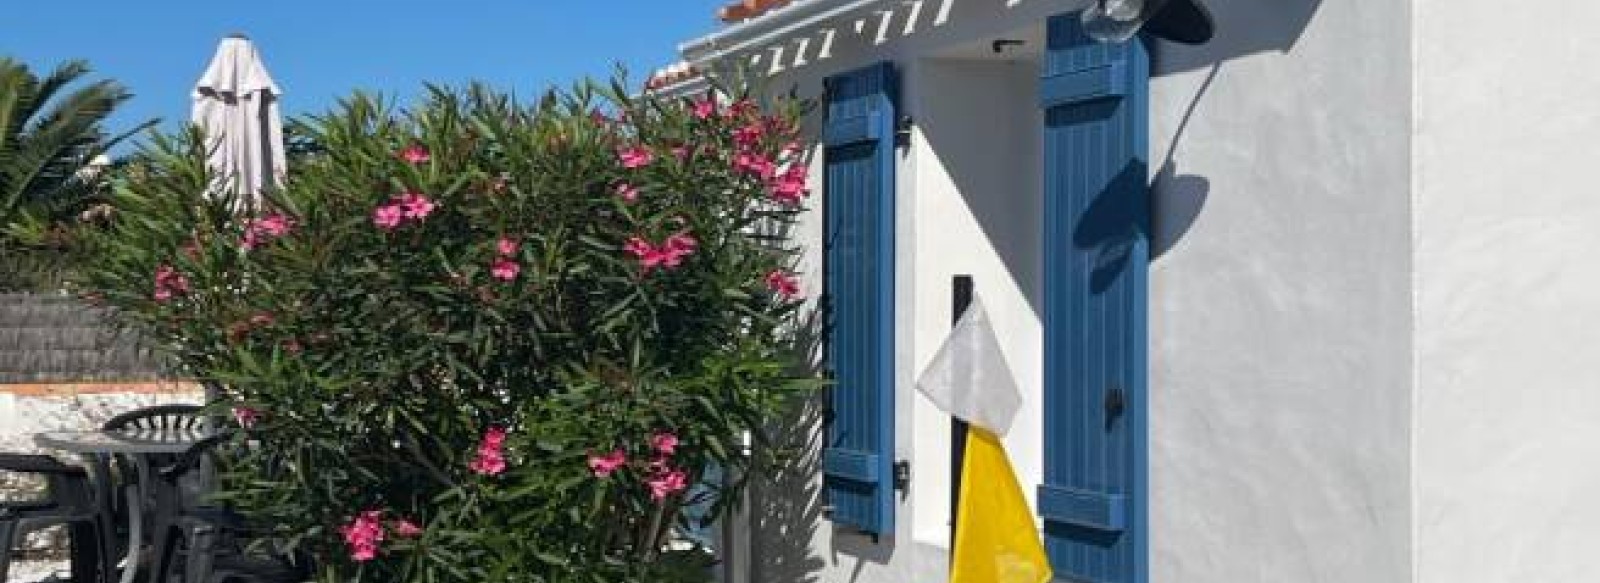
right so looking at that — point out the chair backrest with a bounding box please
[100,403,207,496]
[102,404,204,432]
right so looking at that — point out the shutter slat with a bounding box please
[1040,14,1150,583]
[821,62,898,536]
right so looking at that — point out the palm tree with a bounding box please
[0,57,151,221]
[0,57,152,228]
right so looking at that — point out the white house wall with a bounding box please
[1413,1,1600,581]
[1144,0,1415,582]
[725,0,1418,582]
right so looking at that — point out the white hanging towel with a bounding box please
[914,295,1023,436]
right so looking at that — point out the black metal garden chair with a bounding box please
[0,452,109,583]
[98,403,206,581]
[149,433,310,583]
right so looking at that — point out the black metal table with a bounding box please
[35,428,209,583]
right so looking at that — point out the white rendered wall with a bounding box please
[1145,0,1414,581]
[1413,2,1600,581]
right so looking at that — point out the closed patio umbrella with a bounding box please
[192,34,284,211]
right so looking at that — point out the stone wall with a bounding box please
[0,293,171,383]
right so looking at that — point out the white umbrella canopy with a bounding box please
[192,34,285,211]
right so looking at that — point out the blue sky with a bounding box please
[2,1,726,139]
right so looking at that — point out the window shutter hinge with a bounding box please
[895,115,914,147]
[893,459,911,493]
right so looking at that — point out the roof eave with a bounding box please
[678,0,888,67]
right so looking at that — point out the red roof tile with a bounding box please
[645,62,702,92]
[719,0,794,24]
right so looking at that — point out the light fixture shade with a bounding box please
[1081,0,1148,43]
[1081,0,1215,45]
[1143,0,1214,44]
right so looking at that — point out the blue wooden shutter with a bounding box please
[821,61,897,536]
[1038,14,1150,583]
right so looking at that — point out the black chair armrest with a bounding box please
[159,431,237,481]
[0,453,87,476]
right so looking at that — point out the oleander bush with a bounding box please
[79,77,818,582]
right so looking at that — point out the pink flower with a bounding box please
[624,236,656,262]
[765,269,803,300]
[624,233,697,272]
[490,259,520,281]
[724,99,755,120]
[155,265,188,292]
[647,468,689,501]
[768,171,809,205]
[153,264,190,303]
[482,426,508,447]
[256,215,291,236]
[397,192,436,220]
[469,451,506,476]
[617,146,654,169]
[496,237,519,256]
[734,153,776,180]
[734,122,765,148]
[626,241,657,269]
[587,449,628,478]
[660,233,697,268]
[615,182,639,203]
[372,204,404,229]
[392,519,423,538]
[470,427,508,476]
[241,214,293,250]
[399,144,431,164]
[692,97,718,120]
[650,432,679,456]
[232,406,261,429]
[340,510,386,562]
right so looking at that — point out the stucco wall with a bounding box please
[1145,0,1415,581]
[1413,2,1600,581]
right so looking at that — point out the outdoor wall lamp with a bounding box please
[1082,0,1215,45]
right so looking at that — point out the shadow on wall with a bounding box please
[1144,0,1323,258]
[748,389,830,582]
[917,60,1045,318]
[1147,62,1218,260]
[745,292,830,583]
